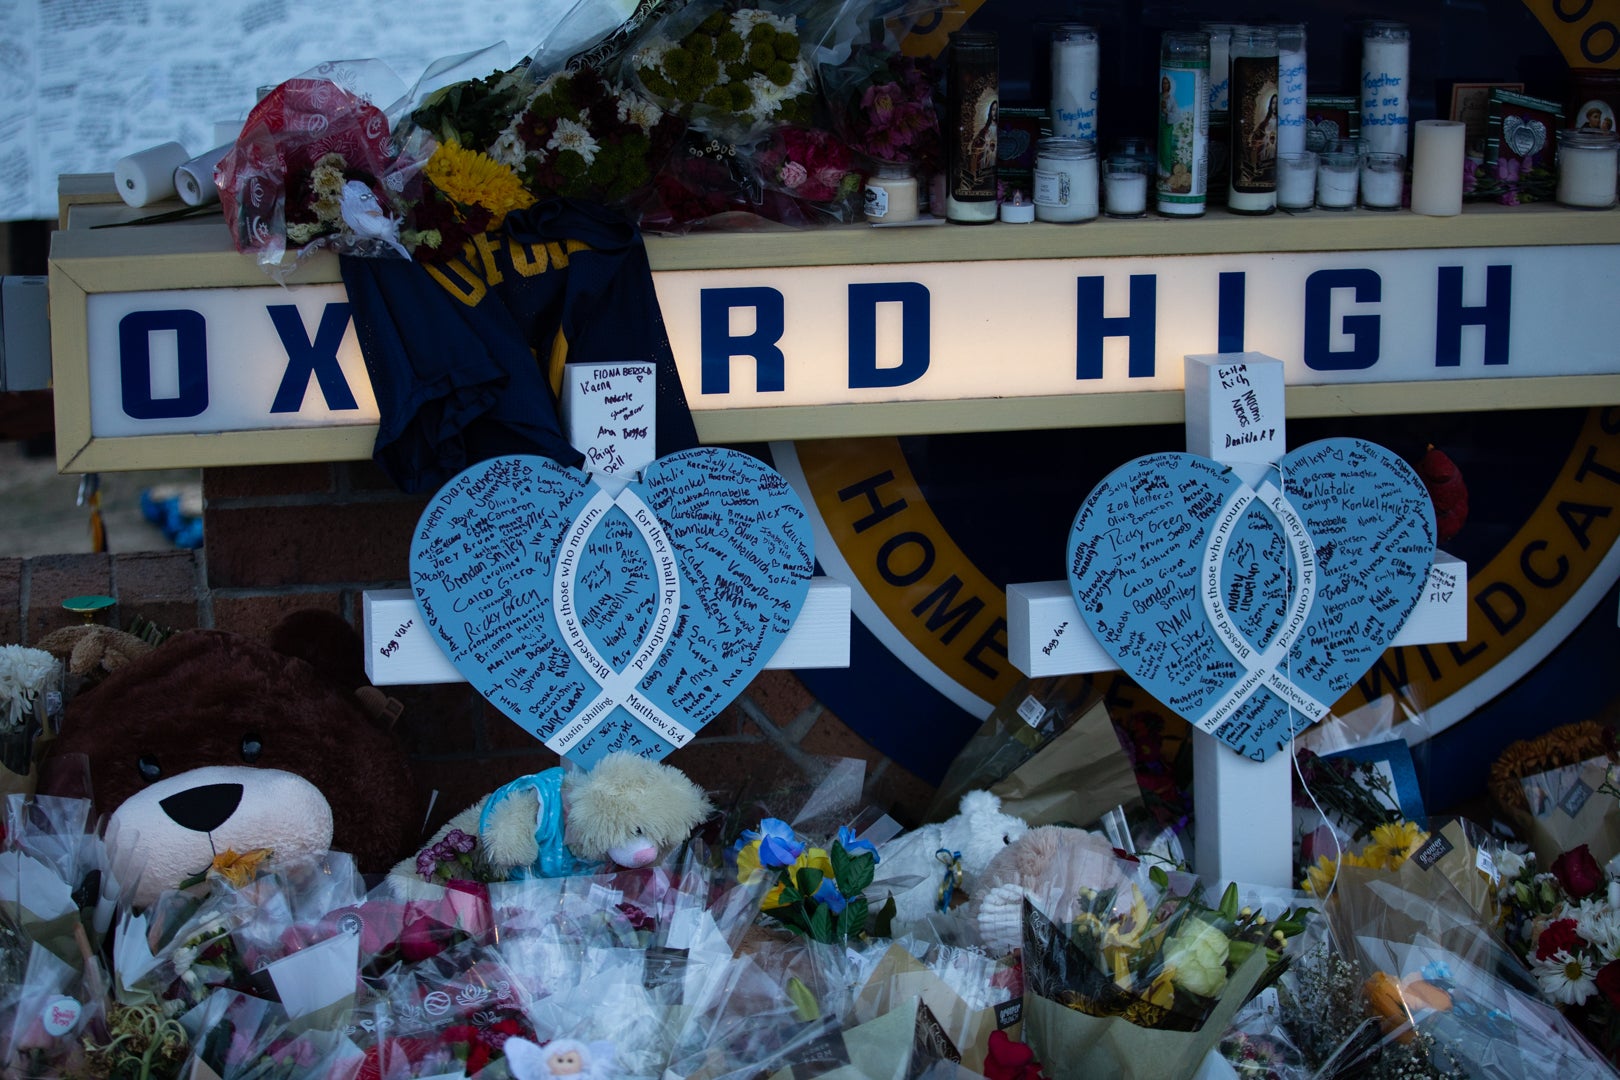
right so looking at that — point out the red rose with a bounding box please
[1552,844,1606,899]
[1597,960,1620,1008]
[1536,917,1588,961]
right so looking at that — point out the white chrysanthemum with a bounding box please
[1574,897,1620,961]
[547,117,601,165]
[488,125,531,169]
[617,91,664,134]
[1533,949,1599,1005]
[1497,848,1526,881]
[632,39,672,75]
[728,9,795,36]
[0,645,58,732]
[746,74,788,123]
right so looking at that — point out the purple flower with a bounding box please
[444,829,477,855]
[416,849,439,879]
[741,818,804,868]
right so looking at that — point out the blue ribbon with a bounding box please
[935,848,964,913]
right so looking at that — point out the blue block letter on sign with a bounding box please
[1304,268,1381,371]
[700,287,786,394]
[1075,275,1157,380]
[268,303,359,413]
[119,309,208,420]
[849,282,930,389]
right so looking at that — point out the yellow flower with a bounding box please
[207,848,272,888]
[763,847,835,910]
[1366,820,1428,868]
[1103,885,1153,988]
[423,141,536,228]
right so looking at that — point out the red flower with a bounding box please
[985,1030,1047,1080]
[1552,844,1606,899]
[1597,960,1620,1007]
[1537,917,1588,961]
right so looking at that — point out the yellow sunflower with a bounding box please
[423,141,536,228]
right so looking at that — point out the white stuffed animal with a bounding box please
[969,825,1126,955]
[505,1037,616,1079]
[867,790,1030,932]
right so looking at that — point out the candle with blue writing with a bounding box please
[1228,26,1279,214]
[1157,31,1210,216]
[1201,22,1234,204]
[945,30,999,224]
[1361,22,1410,156]
[1051,24,1100,142]
[1275,24,1307,156]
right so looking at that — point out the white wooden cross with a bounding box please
[1006,353,1467,887]
[363,360,852,686]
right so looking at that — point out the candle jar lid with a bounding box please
[1051,23,1097,43]
[873,162,915,179]
[1364,20,1409,40]
[1037,136,1097,161]
[1559,128,1619,150]
[1229,25,1278,48]
[949,30,998,48]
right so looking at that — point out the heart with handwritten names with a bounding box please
[1066,438,1435,761]
[410,448,814,767]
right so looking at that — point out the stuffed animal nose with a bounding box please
[159,783,244,834]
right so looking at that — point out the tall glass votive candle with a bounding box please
[1277,151,1317,209]
[1157,30,1210,216]
[1228,26,1279,214]
[1104,155,1150,216]
[945,31,1000,224]
[1275,23,1307,156]
[1316,151,1358,209]
[1035,137,1099,222]
[1360,151,1404,209]
[1361,22,1410,156]
[1557,129,1619,208]
[1409,119,1465,216]
[1051,24,1100,142]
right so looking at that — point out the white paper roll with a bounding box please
[1410,119,1465,216]
[174,144,234,207]
[113,142,190,207]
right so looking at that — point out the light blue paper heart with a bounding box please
[1066,437,1435,761]
[411,447,814,766]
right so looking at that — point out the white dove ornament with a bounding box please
[338,180,410,258]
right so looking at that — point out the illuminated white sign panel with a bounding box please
[86,285,377,437]
[81,245,1617,439]
[657,245,1619,408]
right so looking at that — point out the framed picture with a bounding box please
[1448,81,1524,153]
[1485,87,1564,168]
[1304,94,1359,153]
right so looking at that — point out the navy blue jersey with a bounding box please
[340,199,697,493]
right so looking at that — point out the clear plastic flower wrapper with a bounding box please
[1,794,119,963]
[0,935,107,1079]
[1017,856,1317,1080]
[851,937,1022,1072]
[0,647,61,789]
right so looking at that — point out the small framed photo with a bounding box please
[1448,81,1524,154]
[1304,95,1359,153]
[1485,87,1564,168]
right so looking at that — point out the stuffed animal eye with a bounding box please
[240,734,263,764]
[137,755,162,783]
[1002,834,1012,845]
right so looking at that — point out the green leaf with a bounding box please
[1218,882,1241,921]
[786,976,820,1022]
[1228,939,1256,966]
[844,897,869,937]
[809,903,835,943]
[839,851,875,894]
[796,867,825,897]
[872,895,897,938]
[1149,865,1170,891]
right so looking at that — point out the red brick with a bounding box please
[113,550,202,632]
[203,464,335,501]
[667,738,803,816]
[204,501,428,588]
[0,558,21,645]
[795,709,887,769]
[744,670,818,730]
[210,591,343,640]
[24,553,112,643]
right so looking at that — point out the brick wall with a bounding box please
[3,461,937,837]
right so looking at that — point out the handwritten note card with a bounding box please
[559,361,656,479]
[1066,437,1435,761]
[410,448,814,766]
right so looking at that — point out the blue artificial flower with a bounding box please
[836,826,879,864]
[742,818,805,868]
[811,877,848,915]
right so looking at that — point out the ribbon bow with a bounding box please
[936,848,964,912]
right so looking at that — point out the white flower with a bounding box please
[1164,917,1230,997]
[1496,848,1526,881]
[1574,897,1620,961]
[171,945,197,975]
[488,124,531,169]
[618,92,664,135]
[730,9,794,37]
[1533,949,1599,1005]
[547,116,601,166]
[632,39,672,76]
[0,646,58,733]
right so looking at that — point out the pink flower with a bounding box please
[862,81,902,125]
[779,160,809,189]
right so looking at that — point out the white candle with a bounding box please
[1034,137,1099,222]
[1361,22,1410,156]
[1317,152,1358,208]
[1276,24,1307,156]
[1277,151,1317,209]
[1410,119,1465,216]
[864,165,920,223]
[1104,160,1149,216]
[1557,129,1620,208]
[1051,25,1100,142]
[1361,152,1404,209]
[1201,22,1234,115]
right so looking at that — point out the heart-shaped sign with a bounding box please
[411,447,814,766]
[1502,114,1548,158]
[1066,438,1435,761]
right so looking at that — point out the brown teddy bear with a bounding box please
[40,611,419,906]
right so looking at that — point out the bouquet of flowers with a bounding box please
[1465,154,1557,204]
[818,41,940,172]
[0,646,59,780]
[754,125,863,222]
[627,3,816,140]
[734,819,880,942]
